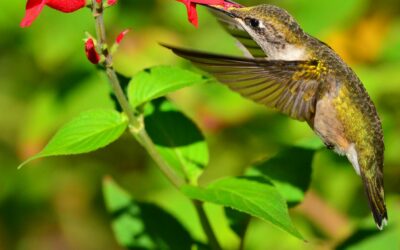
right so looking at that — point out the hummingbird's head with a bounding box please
[214,4,309,60]
[231,5,304,43]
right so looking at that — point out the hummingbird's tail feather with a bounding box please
[362,174,388,230]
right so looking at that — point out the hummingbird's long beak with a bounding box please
[198,3,239,18]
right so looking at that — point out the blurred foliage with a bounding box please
[1,0,400,249]
[103,177,196,250]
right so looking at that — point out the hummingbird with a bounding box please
[163,2,387,229]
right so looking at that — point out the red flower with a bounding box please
[85,38,101,64]
[21,0,86,27]
[177,0,242,27]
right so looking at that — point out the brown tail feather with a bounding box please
[362,175,388,230]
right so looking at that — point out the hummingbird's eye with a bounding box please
[246,18,260,28]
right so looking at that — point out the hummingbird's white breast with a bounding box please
[269,44,308,61]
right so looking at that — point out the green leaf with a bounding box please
[182,177,304,240]
[246,147,315,207]
[128,66,207,108]
[145,98,208,184]
[19,109,128,168]
[103,176,195,250]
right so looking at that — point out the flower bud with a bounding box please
[107,0,117,6]
[116,29,130,44]
[96,0,118,6]
[85,38,101,64]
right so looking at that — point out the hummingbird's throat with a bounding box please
[265,43,308,60]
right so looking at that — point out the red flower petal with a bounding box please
[176,0,240,27]
[46,0,86,13]
[177,0,198,27]
[188,2,198,27]
[20,0,46,28]
[116,29,130,44]
[85,38,100,64]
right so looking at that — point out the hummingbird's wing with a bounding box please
[207,9,266,58]
[163,44,325,122]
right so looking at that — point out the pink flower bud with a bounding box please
[96,0,117,5]
[116,29,130,44]
[107,0,117,6]
[85,38,101,64]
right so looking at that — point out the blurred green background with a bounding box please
[1,0,400,249]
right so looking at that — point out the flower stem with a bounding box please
[91,0,139,130]
[90,0,184,188]
[194,201,222,250]
[238,218,250,250]
[90,1,221,248]
[134,127,186,188]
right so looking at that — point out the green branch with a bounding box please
[90,0,184,188]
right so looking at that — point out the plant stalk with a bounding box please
[91,0,139,130]
[91,0,184,188]
[194,201,222,250]
[90,1,221,248]
[238,217,250,250]
[135,127,185,188]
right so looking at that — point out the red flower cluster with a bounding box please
[21,0,118,27]
[84,29,129,65]
[177,0,242,27]
[21,0,241,65]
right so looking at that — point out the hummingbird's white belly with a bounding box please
[313,96,361,175]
